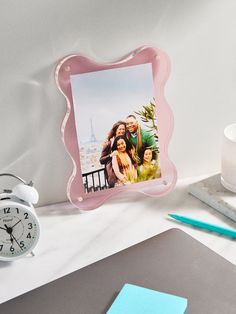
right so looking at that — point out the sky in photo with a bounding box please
[70,63,154,144]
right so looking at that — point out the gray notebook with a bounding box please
[0,228,236,314]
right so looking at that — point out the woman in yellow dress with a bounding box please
[137,148,160,181]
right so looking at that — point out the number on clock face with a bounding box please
[0,206,39,258]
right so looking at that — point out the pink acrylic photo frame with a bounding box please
[55,46,177,210]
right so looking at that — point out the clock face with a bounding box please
[0,204,40,260]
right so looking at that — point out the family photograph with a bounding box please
[70,62,161,193]
[100,107,161,189]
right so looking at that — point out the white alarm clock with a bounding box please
[0,173,40,261]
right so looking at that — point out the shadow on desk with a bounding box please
[35,182,191,217]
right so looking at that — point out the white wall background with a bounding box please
[0,0,235,206]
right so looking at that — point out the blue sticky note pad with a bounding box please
[106,284,188,314]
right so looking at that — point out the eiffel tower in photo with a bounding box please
[90,118,97,142]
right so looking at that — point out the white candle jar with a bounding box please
[221,123,236,193]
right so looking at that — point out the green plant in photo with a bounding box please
[135,99,159,152]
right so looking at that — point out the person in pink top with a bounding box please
[111,135,137,186]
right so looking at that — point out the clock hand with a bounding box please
[5,225,23,251]
[1,225,13,246]
[11,219,21,229]
[10,233,23,251]
[4,224,12,234]
[4,224,14,242]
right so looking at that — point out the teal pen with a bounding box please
[169,213,236,239]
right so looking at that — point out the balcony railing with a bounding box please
[82,168,108,193]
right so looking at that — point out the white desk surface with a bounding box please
[0,175,235,304]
